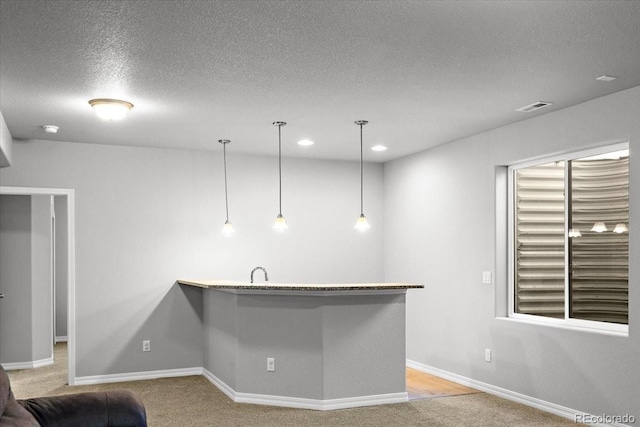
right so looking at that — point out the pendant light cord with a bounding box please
[278,124,283,216]
[223,142,230,221]
[360,123,364,216]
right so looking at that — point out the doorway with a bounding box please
[0,186,76,385]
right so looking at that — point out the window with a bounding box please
[508,144,629,333]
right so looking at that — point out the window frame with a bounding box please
[507,141,629,335]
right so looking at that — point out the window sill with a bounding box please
[496,316,628,337]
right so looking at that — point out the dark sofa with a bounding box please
[1,365,146,427]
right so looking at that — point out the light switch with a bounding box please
[482,271,492,284]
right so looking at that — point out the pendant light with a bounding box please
[219,139,235,235]
[354,120,370,231]
[568,229,582,238]
[613,223,628,233]
[273,121,288,231]
[591,222,607,233]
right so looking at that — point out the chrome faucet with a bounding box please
[250,267,269,283]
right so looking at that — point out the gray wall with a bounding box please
[321,293,406,399]
[54,196,68,340]
[384,86,639,418]
[203,289,237,389]
[0,111,12,168]
[0,195,32,363]
[30,195,53,361]
[0,195,53,364]
[204,289,406,400]
[0,141,384,377]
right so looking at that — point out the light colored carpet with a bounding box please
[6,344,580,426]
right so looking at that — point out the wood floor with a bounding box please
[406,367,480,400]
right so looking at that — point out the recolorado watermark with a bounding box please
[575,413,635,424]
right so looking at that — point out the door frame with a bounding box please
[0,186,76,385]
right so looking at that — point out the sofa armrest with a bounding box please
[18,390,146,427]
[1,397,39,427]
[1,364,39,427]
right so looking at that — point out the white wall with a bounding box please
[0,140,384,377]
[384,86,640,418]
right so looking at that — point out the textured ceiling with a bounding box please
[1,1,639,162]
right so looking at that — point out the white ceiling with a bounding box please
[1,1,639,163]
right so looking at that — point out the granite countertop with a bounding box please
[177,279,423,291]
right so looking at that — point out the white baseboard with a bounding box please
[2,357,54,371]
[202,368,236,400]
[74,359,628,419]
[74,366,202,386]
[202,368,407,411]
[234,390,407,411]
[55,336,68,343]
[406,359,631,427]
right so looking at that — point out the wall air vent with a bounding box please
[515,101,553,113]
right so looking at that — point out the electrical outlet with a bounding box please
[482,271,492,284]
[267,357,275,372]
[485,348,491,362]
[143,340,150,352]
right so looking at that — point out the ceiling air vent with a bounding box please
[515,101,553,113]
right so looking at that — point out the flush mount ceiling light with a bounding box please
[591,222,607,233]
[273,121,288,231]
[88,98,133,121]
[371,145,387,152]
[297,139,314,146]
[354,120,370,231]
[219,139,235,235]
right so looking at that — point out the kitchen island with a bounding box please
[178,279,423,410]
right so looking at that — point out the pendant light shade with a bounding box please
[355,213,370,231]
[568,228,582,238]
[222,220,235,234]
[591,222,607,233]
[613,223,628,233]
[273,121,288,231]
[273,214,287,230]
[354,120,370,231]
[219,139,235,235]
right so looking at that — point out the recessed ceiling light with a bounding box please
[88,98,134,121]
[515,101,553,113]
[42,125,59,134]
[371,145,387,152]
[297,139,314,146]
[596,75,617,82]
